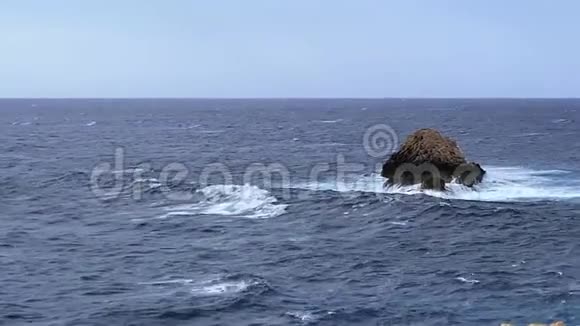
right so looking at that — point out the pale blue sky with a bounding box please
[1,0,579,98]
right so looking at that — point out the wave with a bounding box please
[317,119,343,124]
[456,276,480,284]
[140,274,269,297]
[191,280,257,295]
[286,310,336,323]
[291,166,580,202]
[161,184,287,219]
[198,129,225,134]
[512,132,549,138]
[552,118,572,124]
[11,121,32,126]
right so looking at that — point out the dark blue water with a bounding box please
[2,99,580,325]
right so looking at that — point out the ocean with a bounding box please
[1,99,580,325]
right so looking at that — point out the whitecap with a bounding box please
[289,166,580,202]
[552,118,572,124]
[141,276,261,297]
[512,132,548,137]
[155,211,195,219]
[163,184,287,219]
[192,280,255,295]
[317,119,343,124]
[433,166,580,202]
[456,277,480,284]
[86,121,97,126]
[140,279,194,286]
[286,311,316,322]
[286,310,335,323]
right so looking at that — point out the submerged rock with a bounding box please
[381,128,486,190]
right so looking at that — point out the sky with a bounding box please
[1,0,579,98]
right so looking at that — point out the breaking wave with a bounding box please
[141,275,266,296]
[317,119,344,124]
[292,166,580,202]
[161,184,287,219]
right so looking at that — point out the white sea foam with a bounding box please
[513,132,548,137]
[286,310,336,323]
[317,119,344,124]
[291,166,580,202]
[191,280,255,295]
[86,121,97,126]
[388,221,408,226]
[140,279,194,285]
[163,184,287,219]
[286,311,316,322]
[456,277,480,284]
[141,277,258,296]
[552,118,572,124]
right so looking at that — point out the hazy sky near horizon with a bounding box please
[2,0,579,98]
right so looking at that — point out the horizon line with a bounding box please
[1,97,580,100]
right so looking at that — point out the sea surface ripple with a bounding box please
[1,99,580,325]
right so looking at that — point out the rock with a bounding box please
[381,128,486,190]
[420,174,446,191]
[454,162,486,187]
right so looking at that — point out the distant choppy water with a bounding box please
[1,99,580,326]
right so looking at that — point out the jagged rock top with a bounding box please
[388,128,466,168]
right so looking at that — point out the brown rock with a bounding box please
[381,128,486,190]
